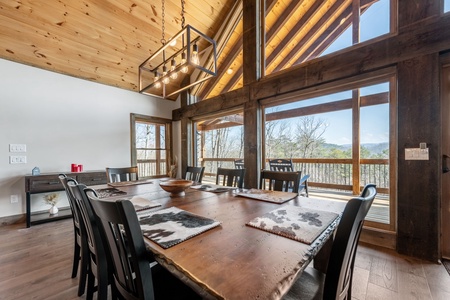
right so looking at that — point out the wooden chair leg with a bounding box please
[77,249,89,296]
[71,241,80,278]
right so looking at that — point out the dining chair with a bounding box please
[216,167,245,188]
[59,174,89,297]
[85,190,202,300]
[106,166,139,183]
[68,182,111,300]
[283,184,377,300]
[268,158,294,172]
[234,159,244,169]
[259,169,302,193]
[184,166,205,183]
[299,174,310,197]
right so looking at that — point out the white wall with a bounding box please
[0,58,180,218]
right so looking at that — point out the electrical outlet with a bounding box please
[9,144,27,152]
[10,195,19,203]
[9,155,27,164]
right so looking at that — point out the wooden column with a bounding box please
[243,0,264,188]
[397,54,440,261]
[395,0,441,261]
[352,89,360,195]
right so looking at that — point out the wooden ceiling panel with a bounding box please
[0,0,235,93]
[0,0,378,101]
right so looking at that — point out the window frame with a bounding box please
[130,113,172,179]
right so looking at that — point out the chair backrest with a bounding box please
[268,159,294,172]
[86,191,156,300]
[68,182,110,297]
[185,166,205,183]
[106,167,139,183]
[216,167,245,188]
[59,174,81,229]
[324,184,377,300]
[234,159,244,169]
[259,169,301,193]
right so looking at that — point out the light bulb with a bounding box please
[154,70,161,89]
[181,52,188,73]
[191,43,199,65]
[162,66,170,85]
[170,58,178,79]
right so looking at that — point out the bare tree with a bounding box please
[294,116,328,158]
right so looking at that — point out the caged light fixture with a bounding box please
[139,0,217,100]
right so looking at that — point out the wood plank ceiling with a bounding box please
[0,0,377,103]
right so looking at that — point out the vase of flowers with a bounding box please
[44,193,60,215]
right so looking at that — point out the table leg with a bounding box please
[314,235,333,273]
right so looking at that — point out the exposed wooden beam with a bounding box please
[252,14,450,100]
[271,0,352,73]
[265,0,327,72]
[265,92,389,121]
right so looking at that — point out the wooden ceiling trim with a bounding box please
[198,38,243,99]
[294,0,376,65]
[193,1,243,98]
[266,0,306,45]
[265,0,325,74]
[271,0,352,74]
[220,66,243,95]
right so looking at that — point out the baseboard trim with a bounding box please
[0,214,26,226]
[360,226,396,250]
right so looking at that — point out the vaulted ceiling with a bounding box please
[0,0,377,102]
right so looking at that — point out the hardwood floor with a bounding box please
[1,219,449,300]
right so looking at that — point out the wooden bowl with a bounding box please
[159,179,194,196]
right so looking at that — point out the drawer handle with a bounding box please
[92,178,103,181]
[48,181,60,185]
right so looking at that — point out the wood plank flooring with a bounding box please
[1,219,449,300]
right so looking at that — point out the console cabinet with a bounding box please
[25,171,107,227]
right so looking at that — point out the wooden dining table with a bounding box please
[95,180,346,300]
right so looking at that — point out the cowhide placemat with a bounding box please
[236,189,297,204]
[96,188,127,198]
[246,205,339,244]
[140,207,221,249]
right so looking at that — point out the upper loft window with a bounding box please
[265,0,393,76]
[445,0,450,13]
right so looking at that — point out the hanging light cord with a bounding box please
[181,0,185,28]
[161,0,166,45]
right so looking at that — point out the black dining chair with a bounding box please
[299,174,310,197]
[106,166,139,183]
[282,184,377,300]
[216,167,245,188]
[85,190,202,300]
[268,159,294,172]
[59,174,89,297]
[68,182,111,300]
[184,166,205,183]
[234,159,244,169]
[259,169,302,193]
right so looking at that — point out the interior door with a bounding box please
[441,61,450,259]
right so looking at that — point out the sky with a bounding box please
[446,0,450,12]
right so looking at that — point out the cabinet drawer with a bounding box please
[77,172,107,186]
[27,175,63,193]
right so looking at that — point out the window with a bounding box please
[192,111,244,182]
[262,74,395,230]
[445,0,450,13]
[131,114,172,178]
[265,0,394,75]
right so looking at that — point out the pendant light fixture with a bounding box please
[139,0,217,100]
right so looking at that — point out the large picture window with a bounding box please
[131,114,172,179]
[262,74,396,231]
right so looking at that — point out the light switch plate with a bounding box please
[9,144,27,152]
[405,148,429,160]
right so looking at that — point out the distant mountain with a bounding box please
[322,142,389,155]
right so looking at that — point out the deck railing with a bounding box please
[198,157,389,193]
[136,157,389,194]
